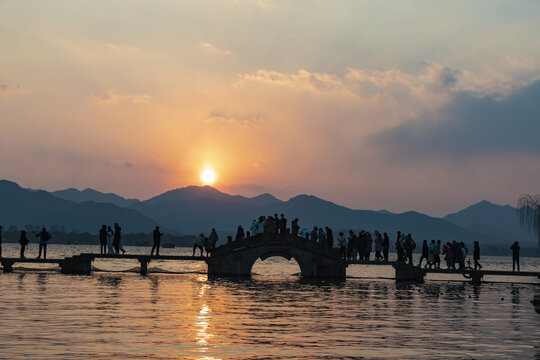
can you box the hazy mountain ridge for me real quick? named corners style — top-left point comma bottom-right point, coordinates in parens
top-left (0, 180), bottom-right (156, 233)
top-left (1, 180), bottom-right (535, 250)
top-left (52, 187), bottom-right (140, 207)
top-left (443, 200), bottom-right (535, 243)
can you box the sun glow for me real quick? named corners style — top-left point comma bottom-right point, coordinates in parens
top-left (201, 168), bottom-right (217, 185)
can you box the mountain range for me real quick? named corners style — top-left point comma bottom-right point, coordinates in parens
top-left (1, 179), bottom-right (536, 252)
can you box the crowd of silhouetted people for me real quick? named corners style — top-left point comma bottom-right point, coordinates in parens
top-left (0, 219), bottom-right (524, 272)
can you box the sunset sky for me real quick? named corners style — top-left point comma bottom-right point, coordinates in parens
top-left (1, 1), bottom-right (539, 216)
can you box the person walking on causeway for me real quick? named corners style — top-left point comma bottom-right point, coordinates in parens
top-left (19, 230), bottom-right (29, 258)
top-left (99, 225), bottom-right (107, 254)
top-left (151, 226), bottom-right (164, 256)
top-left (35, 227), bottom-right (51, 259)
top-left (510, 241), bottom-right (520, 272)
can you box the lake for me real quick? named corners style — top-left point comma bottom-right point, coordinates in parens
top-left (0, 244), bottom-right (538, 359)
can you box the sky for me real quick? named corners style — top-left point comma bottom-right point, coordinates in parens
top-left (1, 0), bottom-right (539, 216)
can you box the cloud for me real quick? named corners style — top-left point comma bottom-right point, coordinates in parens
top-left (205, 111), bottom-right (264, 128)
top-left (89, 90), bottom-right (151, 106)
top-left (367, 79), bottom-right (540, 158)
top-left (0, 82), bottom-right (30, 99)
top-left (199, 42), bottom-right (232, 55)
top-left (237, 69), bottom-right (347, 94)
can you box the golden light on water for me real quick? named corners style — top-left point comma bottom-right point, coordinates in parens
top-left (201, 168), bottom-right (217, 185)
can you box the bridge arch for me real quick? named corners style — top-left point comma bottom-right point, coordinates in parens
top-left (206, 234), bottom-right (346, 278)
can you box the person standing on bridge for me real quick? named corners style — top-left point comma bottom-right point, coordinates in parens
top-left (473, 241), bottom-right (482, 270)
top-left (396, 231), bottom-right (404, 262)
top-left (113, 223), bottom-right (122, 254)
top-left (19, 230), bottom-right (29, 258)
top-left (280, 214), bottom-right (287, 235)
top-left (510, 241), bottom-right (520, 272)
top-left (99, 225), bottom-right (108, 254)
top-left (325, 227), bottom-right (333, 249)
top-left (151, 226), bottom-right (164, 256)
top-left (107, 226), bottom-right (114, 254)
top-left (337, 232), bottom-right (346, 259)
top-left (235, 225), bottom-right (245, 241)
top-left (291, 218), bottom-right (299, 236)
top-left (404, 234), bottom-right (415, 266)
top-left (35, 227), bottom-right (51, 259)
top-left (311, 227), bottom-right (319, 243)
top-left (382, 232), bottom-right (390, 261)
top-left (443, 242), bottom-right (454, 269)
top-left (0, 225), bottom-right (3, 258)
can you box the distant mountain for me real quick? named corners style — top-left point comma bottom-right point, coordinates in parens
top-left (443, 200), bottom-right (535, 244)
top-left (3, 179), bottom-right (537, 252)
top-left (133, 190), bottom-right (510, 247)
top-left (143, 185), bottom-right (282, 207)
top-left (52, 187), bottom-right (139, 207)
top-left (0, 180), bottom-right (156, 233)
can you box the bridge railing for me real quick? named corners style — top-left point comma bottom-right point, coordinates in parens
top-left (214, 233), bottom-right (342, 259)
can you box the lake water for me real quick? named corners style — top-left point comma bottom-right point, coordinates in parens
top-left (0, 244), bottom-right (539, 359)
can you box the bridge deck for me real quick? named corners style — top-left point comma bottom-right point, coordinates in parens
top-left (346, 260), bottom-right (539, 277)
top-left (1, 258), bottom-right (63, 264)
top-left (79, 254), bottom-right (206, 261)
top-left (423, 268), bottom-right (540, 277)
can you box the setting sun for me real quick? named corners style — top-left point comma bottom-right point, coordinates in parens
top-left (201, 168), bottom-right (217, 185)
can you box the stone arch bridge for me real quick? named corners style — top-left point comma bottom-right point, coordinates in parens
top-left (206, 233), bottom-right (346, 278)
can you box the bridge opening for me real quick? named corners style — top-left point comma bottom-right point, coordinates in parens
top-left (251, 256), bottom-right (301, 278)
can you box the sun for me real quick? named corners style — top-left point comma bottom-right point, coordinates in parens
top-left (201, 168), bottom-right (217, 185)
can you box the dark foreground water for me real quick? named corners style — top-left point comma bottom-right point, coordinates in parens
top-left (0, 245), bottom-right (538, 359)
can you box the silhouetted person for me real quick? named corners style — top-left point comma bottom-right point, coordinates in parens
top-left (382, 232), bottom-right (390, 261)
top-left (19, 230), bottom-right (29, 258)
top-left (473, 241), bottom-right (482, 270)
top-left (274, 213), bottom-right (279, 234)
top-left (418, 240), bottom-right (429, 267)
top-left (35, 227), bottom-right (51, 259)
top-left (365, 231), bottom-right (373, 260)
top-left (107, 226), bottom-right (114, 254)
top-left (443, 242), bottom-right (454, 269)
top-left (396, 231), bottom-right (404, 262)
top-left (510, 241), bottom-right (520, 272)
top-left (358, 231), bottom-right (366, 260)
top-left (347, 230), bottom-right (355, 260)
top-left (291, 218), bottom-right (299, 236)
top-left (404, 234), bottom-right (415, 265)
top-left (113, 223), bottom-right (121, 254)
top-left (235, 225), bottom-right (245, 241)
top-left (337, 231), bottom-right (346, 259)
top-left (99, 225), bottom-right (107, 254)
top-left (209, 228), bottom-right (218, 245)
top-left (0, 225), bottom-right (2, 258)
top-left (326, 227), bottom-right (333, 249)
top-left (311, 227), bottom-right (318, 243)
top-left (193, 233), bottom-right (205, 256)
top-left (280, 214), bottom-right (287, 234)
top-left (151, 226), bottom-right (163, 256)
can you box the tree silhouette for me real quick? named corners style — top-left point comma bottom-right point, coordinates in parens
top-left (517, 193), bottom-right (540, 255)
